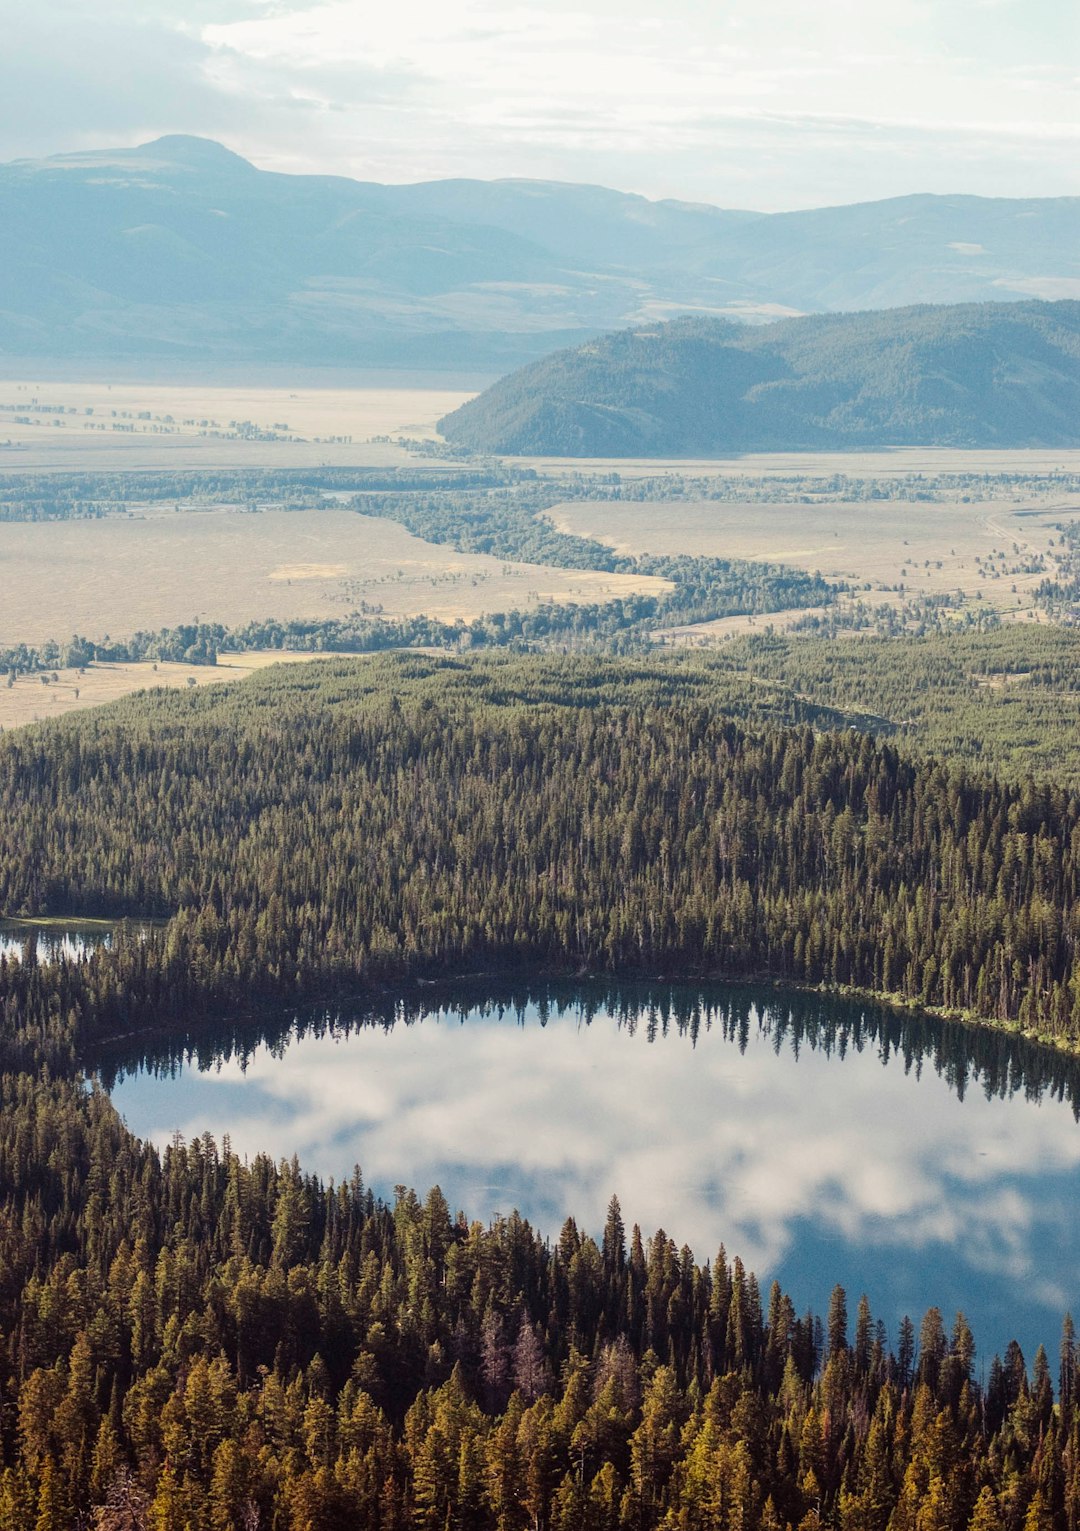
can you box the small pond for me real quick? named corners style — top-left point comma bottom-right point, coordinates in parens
top-left (0, 918), bottom-right (159, 963)
top-left (0, 918), bottom-right (116, 962)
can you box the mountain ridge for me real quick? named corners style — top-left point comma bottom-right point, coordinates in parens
top-left (2, 136), bottom-right (1079, 371)
top-left (438, 300), bottom-right (1080, 455)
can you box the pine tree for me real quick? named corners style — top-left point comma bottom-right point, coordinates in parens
top-left (602, 1196), bottom-right (626, 1278)
top-left (967, 1486), bottom-right (1003, 1531)
top-left (854, 1296), bottom-right (872, 1379)
top-left (513, 1320), bottom-right (552, 1404)
top-left (1061, 1314), bottom-right (1077, 1412)
top-left (828, 1287), bottom-right (849, 1360)
top-left (34, 1458), bottom-right (71, 1531)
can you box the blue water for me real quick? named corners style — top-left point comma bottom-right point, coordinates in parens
top-left (0, 921), bottom-right (112, 962)
top-left (105, 985), bottom-right (1080, 1369)
top-left (0, 919), bottom-right (155, 963)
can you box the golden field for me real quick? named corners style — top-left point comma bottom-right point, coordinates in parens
top-left (0, 651), bottom-right (356, 732)
top-left (0, 507), bottom-right (669, 648)
top-left (550, 495), bottom-right (1080, 617)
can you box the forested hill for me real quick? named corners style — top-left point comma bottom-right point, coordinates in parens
top-left (438, 300), bottom-right (1080, 455)
top-left (3, 651), bottom-right (1080, 1066)
top-left (6, 654), bottom-right (1080, 1523)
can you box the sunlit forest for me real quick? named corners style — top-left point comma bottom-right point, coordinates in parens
top-left (4, 650), bottom-right (1080, 1526)
top-left (3, 652), bottom-right (1080, 1052)
top-left (3, 1071), bottom-right (1080, 1530)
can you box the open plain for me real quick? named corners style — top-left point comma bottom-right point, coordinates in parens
top-left (0, 380), bottom-right (477, 471)
top-left (513, 447), bottom-right (1080, 479)
top-left (0, 506), bottom-right (669, 648)
top-left (550, 494), bottom-right (1080, 616)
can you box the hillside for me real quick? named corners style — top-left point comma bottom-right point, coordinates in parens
top-left (1, 137), bottom-right (1079, 371)
top-left (438, 301), bottom-right (1080, 454)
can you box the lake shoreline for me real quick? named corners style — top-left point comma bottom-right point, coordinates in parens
top-left (103, 966), bottom-right (1080, 1368)
top-left (78, 959), bottom-right (1079, 1069)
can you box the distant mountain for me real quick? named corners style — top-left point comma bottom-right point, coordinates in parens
top-left (439, 301), bottom-right (1080, 455)
top-left (1, 136), bottom-right (1080, 371)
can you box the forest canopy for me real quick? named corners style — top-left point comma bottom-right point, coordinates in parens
top-left (2, 649), bottom-right (1080, 1063)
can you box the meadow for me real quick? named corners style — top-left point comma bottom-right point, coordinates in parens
top-left (551, 494), bottom-right (1079, 618)
top-left (0, 507), bottom-right (667, 649)
top-left (0, 650), bottom-right (339, 731)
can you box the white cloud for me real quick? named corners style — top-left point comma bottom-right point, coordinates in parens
top-left (0, 0), bottom-right (1077, 208)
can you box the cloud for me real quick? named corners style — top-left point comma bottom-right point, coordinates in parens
top-left (194, 0), bottom-right (1080, 205)
top-left (0, 0), bottom-right (1077, 209)
top-left (0, 4), bottom-right (253, 157)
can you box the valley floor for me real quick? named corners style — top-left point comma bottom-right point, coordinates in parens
top-left (0, 650), bottom-right (339, 730)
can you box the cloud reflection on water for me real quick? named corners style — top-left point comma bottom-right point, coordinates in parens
top-left (111, 997), bottom-right (1080, 1357)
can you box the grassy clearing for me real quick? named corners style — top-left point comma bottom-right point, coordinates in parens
top-left (0, 915), bottom-right (119, 931)
top-left (0, 507), bottom-right (668, 648)
top-left (0, 650), bottom-right (362, 731)
top-left (652, 603), bottom-right (855, 645)
top-left (551, 495), bottom-right (1079, 619)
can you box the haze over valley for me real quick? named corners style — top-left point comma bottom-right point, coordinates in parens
top-left (3, 133), bottom-right (1080, 371)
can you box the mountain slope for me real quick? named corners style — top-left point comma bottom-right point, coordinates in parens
top-left (438, 301), bottom-right (1080, 454)
top-left (1, 137), bottom-right (1079, 371)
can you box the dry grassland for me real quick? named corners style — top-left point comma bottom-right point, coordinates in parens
top-left (0, 507), bottom-right (669, 647)
top-left (0, 381), bottom-right (475, 471)
top-left (0, 651), bottom-right (349, 732)
top-left (550, 497), bottom-right (1080, 617)
top-left (0, 438), bottom-right (419, 471)
top-left (652, 605), bottom-right (857, 647)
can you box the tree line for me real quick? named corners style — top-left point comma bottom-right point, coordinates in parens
top-left (0, 1071), bottom-right (1079, 1529)
top-left (96, 980), bottom-right (1080, 1148)
top-left (0, 466), bottom-right (524, 522)
top-left (2, 652), bottom-right (1080, 1059)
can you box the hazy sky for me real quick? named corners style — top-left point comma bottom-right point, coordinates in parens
top-left (2, 0), bottom-right (1078, 209)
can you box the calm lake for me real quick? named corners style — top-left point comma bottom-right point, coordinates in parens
top-left (0, 920), bottom-right (114, 962)
top-left (0, 918), bottom-right (157, 963)
top-left (101, 982), bottom-right (1080, 1369)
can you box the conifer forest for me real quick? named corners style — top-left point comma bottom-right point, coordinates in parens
top-left (4, 42), bottom-right (1080, 1524)
top-left (2, 649), bottom-right (1080, 1527)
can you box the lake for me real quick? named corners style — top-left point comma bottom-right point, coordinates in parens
top-left (0, 919), bottom-right (115, 962)
top-left (0, 918), bottom-right (156, 963)
top-left (101, 981), bottom-right (1080, 1369)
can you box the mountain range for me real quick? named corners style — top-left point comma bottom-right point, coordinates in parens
top-left (439, 301), bottom-right (1080, 455)
top-left (2, 136), bottom-right (1080, 372)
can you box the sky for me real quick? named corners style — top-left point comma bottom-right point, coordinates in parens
top-left (1, 0), bottom-right (1078, 210)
